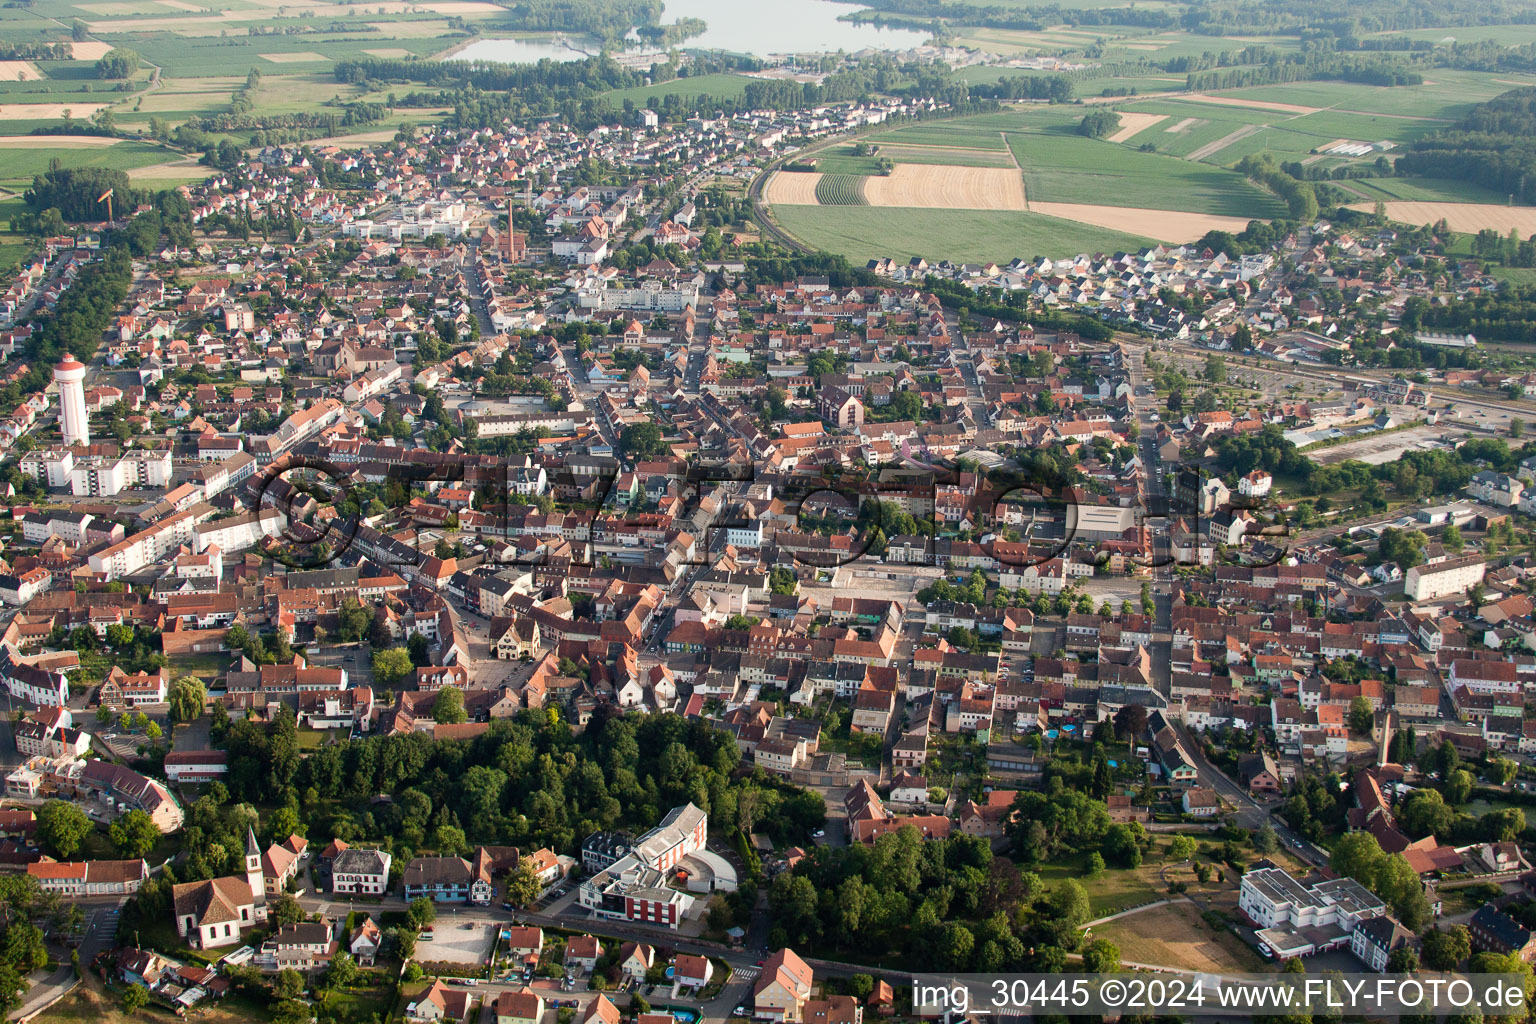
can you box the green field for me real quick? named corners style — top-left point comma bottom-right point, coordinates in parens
top-left (773, 204), bottom-right (1154, 263)
top-left (1335, 176), bottom-right (1510, 204)
top-left (869, 123), bottom-right (1009, 150)
top-left (810, 145), bottom-right (886, 175)
top-left (0, 140), bottom-right (180, 185)
top-left (1006, 126), bottom-right (1286, 215)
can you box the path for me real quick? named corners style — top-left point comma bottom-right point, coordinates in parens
top-left (1084, 898), bottom-right (1173, 928)
top-left (1187, 123), bottom-right (1262, 163)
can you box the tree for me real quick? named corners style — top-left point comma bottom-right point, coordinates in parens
top-left (619, 422), bottom-right (665, 460)
top-left (1348, 695), bottom-right (1375, 734)
top-left (1330, 831), bottom-right (1387, 889)
top-left (1169, 835), bottom-right (1197, 861)
top-left (109, 809), bottom-right (160, 859)
top-left (1422, 926), bottom-right (1471, 971)
top-left (1444, 768), bottom-right (1473, 805)
top-left (408, 897), bottom-right (436, 929)
top-left (95, 47), bottom-right (140, 78)
top-left (269, 894), bottom-right (304, 927)
top-left (1253, 825), bottom-right (1279, 854)
top-left (1442, 524), bottom-right (1463, 553)
top-left (1082, 939), bottom-right (1121, 974)
top-left (325, 951), bottom-right (359, 990)
top-left (1387, 946), bottom-right (1419, 973)
top-left (372, 647), bottom-right (413, 689)
top-left (37, 800), bottom-right (91, 858)
top-left (503, 862), bottom-right (543, 907)
top-left (1113, 704), bottom-right (1148, 741)
top-left (1049, 879), bottom-right (1091, 931)
top-left (145, 721), bottom-right (162, 741)
top-left (120, 983), bottom-right (149, 1014)
top-left (168, 677), bottom-right (206, 723)
top-left (433, 686), bottom-right (467, 724)
top-left (274, 968), bottom-right (305, 1000)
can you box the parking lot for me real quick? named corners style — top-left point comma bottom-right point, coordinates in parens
top-left (420, 920), bottom-right (494, 964)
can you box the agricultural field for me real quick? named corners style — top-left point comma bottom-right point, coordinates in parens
top-left (0, 138), bottom-right (180, 187)
top-left (814, 173), bottom-right (868, 206)
top-left (762, 170), bottom-right (822, 206)
top-left (1005, 128), bottom-right (1285, 216)
top-left (862, 164), bottom-right (1027, 211)
top-left (772, 204), bottom-right (1154, 264)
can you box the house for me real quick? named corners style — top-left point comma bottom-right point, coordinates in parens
top-left (27, 858), bottom-right (148, 896)
top-left (407, 979), bottom-right (476, 1023)
top-left (349, 917), bottom-right (381, 966)
top-left (1182, 787), bottom-right (1221, 817)
top-left (564, 934), bottom-right (602, 973)
top-left (673, 953), bottom-right (713, 988)
top-left (1238, 751), bottom-right (1282, 794)
top-left (331, 848), bottom-right (392, 896)
top-left (494, 989), bottom-right (544, 1024)
top-left (805, 995), bottom-right (862, 1024)
top-left (618, 941), bottom-right (654, 981)
top-left (1469, 904), bottom-right (1536, 960)
top-left (582, 994), bottom-right (621, 1024)
top-left (259, 919), bottom-right (337, 972)
top-left (261, 834), bottom-right (307, 895)
top-left (754, 947), bottom-right (814, 1022)
top-left (1351, 915), bottom-right (1416, 972)
top-left (504, 925), bottom-right (544, 965)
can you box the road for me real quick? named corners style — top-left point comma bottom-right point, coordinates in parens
top-left (1172, 722), bottom-right (1325, 869)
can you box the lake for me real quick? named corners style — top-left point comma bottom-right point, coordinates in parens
top-left (456, 0), bottom-right (932, 63)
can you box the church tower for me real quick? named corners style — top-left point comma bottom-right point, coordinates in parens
top-left (245, 825), bottom-right (264, 901)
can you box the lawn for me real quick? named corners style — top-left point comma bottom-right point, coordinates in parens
top-left (1037, 857), bottom-right (1162, 916)
top-left (1092, 900), bottom-right (1267, 972)
top-left (1005, 127), bottom-right (1287, 216)
top-left (772, 204), bottom-right (1155, 263)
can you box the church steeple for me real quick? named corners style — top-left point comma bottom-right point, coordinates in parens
top-left (245, 825), bottom-right (264, 901)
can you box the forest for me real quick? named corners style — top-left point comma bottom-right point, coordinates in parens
top-left (1398, 86), bottom-right (1536, 202)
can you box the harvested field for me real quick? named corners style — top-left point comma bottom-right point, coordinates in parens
top-left (0, 61), bottom-right (40, 81)
top-left (158, 1), bottom-right (209, 10)
top-left (126, 158), bottom-right (215, 181)
top-left (69, 40), bottom-right (114, 59)
top-left (0, 102), bottom-right (111, 120)
top-left (1353, 201), bottom-right (1536, 234)
top-left (363, 47), bottom-right (414, 57)
top-left (1029, 202), bottom-right (1253, 241)
top-left (1184, 92), bottom-right (1323, 115)
top-left (260, 51), bottom-right (328, 63)
top-left (1165, 116), bottom-right (1198, 132)
top-left (0, 134), bottom-right (123, 147)
top-left (763, 170), bottom-right (822, 205)
top-left (862, 164), bottom-right (1026, 211)
top-left (1107, 111), bottom-right (1167, 143)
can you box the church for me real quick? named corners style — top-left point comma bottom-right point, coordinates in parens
top-left (170, 826), bottom-right (273, 948)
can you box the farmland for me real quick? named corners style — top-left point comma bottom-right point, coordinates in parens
top-left (814, 174), bottom-right (868, 206)
top-left (772, 204), bottom-right (1154, 264)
